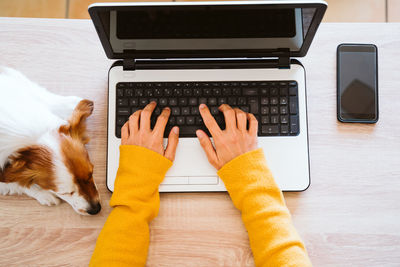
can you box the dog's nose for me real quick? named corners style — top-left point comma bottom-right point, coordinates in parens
top-left (87, 202), bottom-right (101, 215)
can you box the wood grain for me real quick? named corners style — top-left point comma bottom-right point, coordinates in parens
top-left (0, 0), bottom-right (66, 18)
top-left (0, 18), bottom-right (399, 266)
top-left (322, 0), bottom-right (386, 22)
top-left (388, 0), bottom-right (400, 22)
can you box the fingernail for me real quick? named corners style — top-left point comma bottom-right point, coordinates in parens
top-left (199, 104), bottom-right (206, 109)
top-left (151, 101), bottom-right (156, 104)
top-left (173, 126), bottom-right (179, 134)
top-left (196, 130), bottom-right (204, 138)
top-left (164, 107), bottom-right (170, 111)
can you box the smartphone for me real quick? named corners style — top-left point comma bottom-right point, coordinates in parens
top-left (337, 44), bottom-right (378, 123)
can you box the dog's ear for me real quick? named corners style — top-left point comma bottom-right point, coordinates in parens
top-left (59, 99), bottom-right (93, 144)
top-left (1, 146), bottom-right (57, 191)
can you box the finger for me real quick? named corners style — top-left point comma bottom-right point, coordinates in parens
top-left (129, 110), bottom-right (141, 133)
top-left (199, 104), bottom-right (221, 137)
top-left (140, 101), bottom-right (156, 131)
top-left (153, 107), bottom-right (170, 136)
top-left (218, 104), bottom-right (236, 130)
top-left (196, 130), bottom-right (219, 169)
top-left (164, 126), bottom-right (179, 161)
top-left (121, 122), bottom-right (129, 144)
top-left (234, 108), bottom-right (247, 132)
top-left (247, 113), bottom-right (258, 136)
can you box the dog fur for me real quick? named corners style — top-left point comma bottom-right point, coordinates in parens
top-left (0, 67), bottom-right (101, 215)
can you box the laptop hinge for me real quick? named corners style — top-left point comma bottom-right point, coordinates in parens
top-left (123, 59), bottom-right (136, 70)
top-left (277, 48), bottom-right (291, 69)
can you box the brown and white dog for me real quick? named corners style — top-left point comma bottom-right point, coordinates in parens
top-left (0, 67), bottom-right (101, 215)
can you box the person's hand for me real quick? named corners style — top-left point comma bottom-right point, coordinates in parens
top-left (196, 104), bottom-right (258, 170)
top-left (121, 101), bottom-right (179, 161)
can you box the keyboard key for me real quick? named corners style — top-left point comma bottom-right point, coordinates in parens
top-left (280, 106), bottom-right (288, 114)
top-left (168, 116), bottom-right (176, 125)
top-left (213, 88), bottom-right (221, 95)
top-left (222, 88), bottom-right (231, 95)
top-left (117, 88), bottom-right (124, 97)
top-left (199, 98), bottom-right (207, 105)
top-left (131, 107), bottom-right (140, 114)
top-left (280, 97), bottom-right (288, 105)
top-left (290, 115), bottom-right (299, 134)
top-left (271, 88), bottom-right (279, 95)
top-left (189, 98), bottom-right (198, 106)
top-left (228, 97), bottom-right (237, 105)
top-left (210, 106), bottom-right (219, 115)
top-left (262, 125), bottom-right (279, 135)
top-left (289, 86), bottom-right (298, 96)
top-left (117, 98), bottom-right (128, 107)
top-left (193, 88), bottom-right (202, 96)
top-left (173, 88), bottom-right (182, 96)
top-left (281, 125), bottom-right (289, 134)
top-left (171, 107), bottom-right (180, 116)
top-left (182, 107), bottom-right (190, 115)
top-left (164, 88), bottom-right (172, 96)
top-left (179, 98), bottom-right (187, 105)
top-left (159, 98), bottom-right (168, 106)
top-left (271, 116), bottom-right (279, 124)
top-left (289, 97), bottom-right (298, 114)
top-left (125, 89), bottom-right (133, 97)
top-left (261, 97), bottom-right (269, 105)
top-left (117, 116), bottom-right (127, 126)
top-left (177, 116), bottom-right (185, 125)
top-left (280, 115), bottom-right (289, 124)
top-left (248, 98), bottom-right (259, 114)
top-left (243, 88), bottom-right (258, 96)
top-left (232, 88), bottom-right (241, 95)
top-left (204, 88), bottom-right (212, 96)
top-left (196, 117), bottom-right (203, 125)
top-left (260, 88), bottom-right (268, 95)
top-left (186, 116), bottom-right (195, 125)
top-left (280, 87), bottom-right (288, 95)
top-left (238, 97), bottom-right (246, 105)
top-left (261, 106), bottom-right (269, 115)
top-left (129, 98), bottom-right (139, 106)
top-left (191, 106), bottom-right (200, 115)
top-left (271, 106), bottom-right (278, 114)
top-left (208, 98), bottom-right (217, 106)
top-left (183, 88), bottom-right (192, 96)
top-left (154, 107), bottom-right (161, 116)
top-left (117, 107), bottom-right (130, 116)
top-left (270, 97), bottom-right (278, 105)
top-left (144, 89), bottom-right (153, 97)
top-left (154, 88), bottom-right (162, 96)
top-left (135, 89), bottom-right (143, 97)
top-left (169, 98), bottom-right (178, 106)
top-left (261, 116), bottom-right (270, 124)
top-left (139, 98), bottom-right (148, 106)
top-left (218, 98), bottom-right (227, 105)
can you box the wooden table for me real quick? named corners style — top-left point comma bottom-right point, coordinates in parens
top-left (0, 18), bottom-right (399, 266)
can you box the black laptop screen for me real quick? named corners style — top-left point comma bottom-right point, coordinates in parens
top-left (90, 2), bottom-right (326, 58)
top-left (116, 8), bottom-right (296, 39)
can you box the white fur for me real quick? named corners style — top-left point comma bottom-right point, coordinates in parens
top-left (0, 67), bottom-right (94, 215)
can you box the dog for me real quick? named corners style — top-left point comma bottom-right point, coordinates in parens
top-left (0, 67), bottom-right (101, 215)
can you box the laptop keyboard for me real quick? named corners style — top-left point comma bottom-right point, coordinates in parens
top-left (115, 81), bottom-right (299, 138)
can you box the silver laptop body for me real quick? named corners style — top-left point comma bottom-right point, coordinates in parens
top-left (88, 0), bottom-right (327, 192)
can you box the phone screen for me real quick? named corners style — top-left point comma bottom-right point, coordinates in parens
top-left (337, 44), bottom-right (378, 122)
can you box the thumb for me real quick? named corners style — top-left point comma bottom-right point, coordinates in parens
top-left (164, 126), bottom-right (179, 161)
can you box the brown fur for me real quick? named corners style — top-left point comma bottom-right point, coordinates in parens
top-left (59, 99), bottom-right (99, 203)
top-left (0, 145), bottom-right (57, 191)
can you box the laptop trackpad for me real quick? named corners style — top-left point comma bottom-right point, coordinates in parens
top-left (164, 138), bottom-right (216, 177)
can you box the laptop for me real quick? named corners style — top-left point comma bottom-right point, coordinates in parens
top-left (88, 1), bottom-right (327, 192)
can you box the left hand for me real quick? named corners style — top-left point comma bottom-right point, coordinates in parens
top-left (121, 101), bottom-right (180, 162)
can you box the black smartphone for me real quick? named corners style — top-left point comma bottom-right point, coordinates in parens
top-left (337, 44), bottom-right (378, 123)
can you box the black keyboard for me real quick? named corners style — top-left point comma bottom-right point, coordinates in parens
top-left (115, 81), bottom-right (299, 138)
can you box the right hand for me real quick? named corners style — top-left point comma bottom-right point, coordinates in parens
top-left (196, 104), bottom-right (258, 170)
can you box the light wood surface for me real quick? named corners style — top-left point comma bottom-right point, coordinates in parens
top-left (322, 0), bottom-right (386, 22)
top-left (0, 18), bottom-right (399, 267)
top-left (388, 0), bottom-right (400, 22)
top-left (0, 0), bottom-right (67, 18)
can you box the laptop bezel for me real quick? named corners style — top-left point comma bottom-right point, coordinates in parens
top-left (88, 1), bottom-right (327, 60)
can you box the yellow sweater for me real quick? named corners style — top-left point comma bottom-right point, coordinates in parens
top-left (90, 145), bottom-right (311, 267)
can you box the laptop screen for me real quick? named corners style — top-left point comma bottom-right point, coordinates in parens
top-left (89, 2), bottom-right (326, 58)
